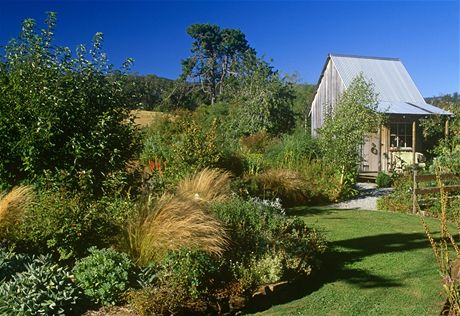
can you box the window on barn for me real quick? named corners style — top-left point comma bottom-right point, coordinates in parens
top-left (390, 123), bottom-right (412, 149)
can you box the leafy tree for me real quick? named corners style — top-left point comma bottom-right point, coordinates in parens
top-left (0, 13), bottom-right (139, 193)
top-left (292, 83), bottom-right (316, 130)
top-left (160, 79), bottom-right (205, 111)
top-left (421, 93), bottom-right (460, 170)
top-left (226, 56), bottom-right (296, 136)
top-left (317, 74), bottom-right (384, 187)
top-left (181, 24), bottom-right (255, 105)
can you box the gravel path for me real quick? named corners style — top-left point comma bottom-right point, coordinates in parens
top-left (328, 182), bottom-right (393, 211)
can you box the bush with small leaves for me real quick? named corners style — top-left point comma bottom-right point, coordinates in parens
top-left (128, 249), bottom-right (220, 315)
top-left (0, 254), bottom-right (81, 315)
top-left (73, 247), bottom-right (134, 306)
top-left (17, 190), bottom-right (119, 261)
top-left (376, 171), bottom-right (393, 188)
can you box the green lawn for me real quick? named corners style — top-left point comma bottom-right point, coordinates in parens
top-left (256, 207), bottom-right (451, 316)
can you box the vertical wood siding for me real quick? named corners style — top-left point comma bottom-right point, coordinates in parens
top-left (311, 58), bottom-right (345, 135)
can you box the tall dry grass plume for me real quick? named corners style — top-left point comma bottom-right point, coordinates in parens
top-left (0, 186), bottom-right (34, 235)
top-left (127, 169), bottom-right (231, 265)
top-left (176, 168), bottom-right (231, 204)
top-left (255, 169), bottom-right (308, 206)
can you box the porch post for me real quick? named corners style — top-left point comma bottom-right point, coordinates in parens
top-left (445, 118), bottom-right (449, 140)
top-left (378, 126), bottom-right (382, 172)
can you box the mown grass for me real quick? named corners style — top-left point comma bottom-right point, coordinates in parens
top-left (255, 208), bottom-right (451, 316)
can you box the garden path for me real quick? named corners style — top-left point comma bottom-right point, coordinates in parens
top-left (328, 182), bottom-right (393, 210)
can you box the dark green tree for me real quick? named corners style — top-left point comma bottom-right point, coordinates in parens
top-left (0, 13), bottom-right (139, 193)
top-left (181, 24), bottom-right (255, 105)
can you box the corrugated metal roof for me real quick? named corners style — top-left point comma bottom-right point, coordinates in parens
top-left (377, 101), bottom-right (452, 115)
top-left (331, 54), bottom-right (425, 103)
top-left (330, 54), bottom-right (451, 115)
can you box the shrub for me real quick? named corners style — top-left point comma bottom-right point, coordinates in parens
top-left (240, 132), bottom-right (276, 154)
top-left (210, 197), bottom-right (326, 283)
top-left (296, 160), bottom-right (345, 203)
top-left (0, 254), bottom-right (81, 315)
top-left (240, 151), bottom-right (266, 176)
top-left (0, 13), bottom-right (140, 194)
top-left (0, 186), bottom-right (34, 240)
top-left (128, 249), bottom-right (220, 315)
top-left (210, 197), bottom-right (283, 261)
top-left (231, 251), bottom-right (284, 290)
top-left (377, 174), bottom-right (412, 213)
top-left (17, 190), bottom-right (119, 260)
top-left (73, 247), bottom-right (134, 306)
top-left (140, 115), bottom-right (224, 187)
top-left (127, 197), bottom-right (326, 313)
top-left (172, 118), bottom-right (222, 174)
top-left (376, 171), bottom-right (393, 188)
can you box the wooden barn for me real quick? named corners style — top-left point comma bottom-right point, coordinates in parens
top-left (310, 53), bottom-right (451, 173)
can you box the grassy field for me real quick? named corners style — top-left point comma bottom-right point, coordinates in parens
top-left (256, 207), bottom-right (451, 316)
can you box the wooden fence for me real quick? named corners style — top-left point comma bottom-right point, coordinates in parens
top-left (413, 173), bottom-right (460, 213)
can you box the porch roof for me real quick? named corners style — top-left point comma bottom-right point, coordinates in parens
top-left (376, 101), bottom-right (452, 115)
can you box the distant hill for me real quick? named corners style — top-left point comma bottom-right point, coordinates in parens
top-left (425, 92), bottom-right (460, 113)
top-left (124, 74), bottom-right (174, 110)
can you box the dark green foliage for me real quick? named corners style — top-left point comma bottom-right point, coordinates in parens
top-left (123, 74), bottom-right (174, 110)
top-left (292, 83), bottom-right (316, 130)
top-left (0, 254), bottom-right (81, 315)
top-left (128, 249), bottom-right (220, 315)
top-left (0, 247), bottom-right (30, 281)
top-left (158, 249), bottom-right (219, 300)
top-left (182, 23), bottom-right (255, 104)
top-left (376, 171), bottom-right (393, 188)
top-left (16, 190), bottom-right (120, 261)
top-left (161, 80), bottom-right (206, 111)
top-left (0, 13), bottom-right (140, 194)
top-left (73, 247), bottom-right (134, 306)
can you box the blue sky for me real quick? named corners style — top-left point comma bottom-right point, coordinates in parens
top-left (0, 1), bottom-right (458, 97)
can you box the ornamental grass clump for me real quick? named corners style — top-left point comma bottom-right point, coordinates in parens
top-left (0, 186), bottom-right (34, 237)
top-left (127, 169), bottom-right (230, 265)
top-left (254, 168), bottom-right (308, 206)
top-left (176, 168), bottom-right (231, 204)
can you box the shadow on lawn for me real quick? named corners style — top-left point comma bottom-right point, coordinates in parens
top-left (251, 230), bottom-right (436, 312)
